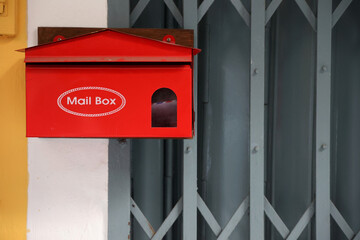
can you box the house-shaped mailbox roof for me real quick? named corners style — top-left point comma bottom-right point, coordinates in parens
top-left (22, 29), bottom-right (201, 63)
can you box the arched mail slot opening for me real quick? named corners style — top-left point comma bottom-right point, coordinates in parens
top-left (151, 88), bottom-right (177, 127)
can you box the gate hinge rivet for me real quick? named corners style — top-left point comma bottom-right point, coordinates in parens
top-left (253, 145), bottom-right (259, 153)
top-left (320, 144), bottom-right (328, 150)
top-left (321, 65), bottom-right (327, 72)
top-left (254, 68), bottom-right (259, 74)
top-left (185, 146), bottom-right (191, 153)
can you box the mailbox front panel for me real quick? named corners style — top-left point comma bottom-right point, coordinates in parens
top-left (26, 64), bottom-right (193, 138)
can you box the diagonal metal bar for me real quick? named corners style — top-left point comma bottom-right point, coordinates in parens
top-left (286, 201), bottom-right (315, 240)
top-left (354, 231), bottom-right (360, 240)
top-left (164, 0), bottom-right (183, 27)
top-left (131, 198), bottom-right (156, 238)
top-left (217, 196), bottom-right (250, 240)
top-left (294, 0), bottom-right (317, 31)
top-left (151, 197), bottom-right (183, 240)
top-left (198, 0), bottom-right (215, 23)
top-left (330, 201), bottom-right (355, 239)
top-left (332, 0), bottom-right (354, 27)
top-left (265, 0), bottom-right (283, 24)
top-left (264, 197), bottom-right (290, 238)
top-left (130, 0), bottom-right (151, 27)
top-left (197, 193), bottom-right (222, 236)
top-left (230, 0), bottom-right (251, 27)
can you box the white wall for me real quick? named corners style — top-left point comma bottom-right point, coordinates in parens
top-left (28, 0), bottom-right (107, 46)
top-left (27, 139), bottom-right (109, 240)
top-left (27, 1), bottom-right (108, 239)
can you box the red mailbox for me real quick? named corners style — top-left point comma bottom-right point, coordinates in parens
top-left (23, 29), bottom-right (200, 138)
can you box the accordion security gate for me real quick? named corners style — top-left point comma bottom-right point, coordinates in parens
top-left (107, 0), bottom-right (360, 239)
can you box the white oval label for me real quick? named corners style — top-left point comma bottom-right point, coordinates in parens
top-left (57, 86), bottom-right (126, 117)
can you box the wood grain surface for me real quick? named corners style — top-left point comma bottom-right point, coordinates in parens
top-left (38, 27), bottom-right (194, 47)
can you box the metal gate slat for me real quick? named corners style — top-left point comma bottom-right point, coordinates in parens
top-left (230, 0), bottom-right (250, 27)
top-left (315, 0), bottom-right (332, 237)
top-left (130, 0), bottom-right (151, 27)
top-left (183, 1), bottom-right (198, 239)
top-left (293, 0), bottom-right (317, 31)
top-left (286, 202), bottom-right (315, 240)
top-left (353, 231), bottom-right (360, 240)
top-left (164, 0), bottom-right (183, 27)
top-left (217, 196), bottom-right (250, 240)
top-left (332, 0), bottom-right (355, 27)
top-left (108, 0), bottom-right (130, 27)
top-left (131, 198), bottom-right (156, 238)
top-left (265, 0), bottom-right (283, 24)
top-left (250, 0), bottom-right (266, 238)
top-left (108, 140), bottom-right (131, 240)
top-left (330, 201), bottom-right (355, 239)
top-left (198, 0), bottom-right (215, 23)
top-left (151, 198), bottom-right (183, 240)
top-left (197, 193), bottom-right (222, 236)
top-left (264, 197), bottom-right (289, 238)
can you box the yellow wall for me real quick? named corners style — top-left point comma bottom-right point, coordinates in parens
top-left (0, 0), bottom-right (28, 239)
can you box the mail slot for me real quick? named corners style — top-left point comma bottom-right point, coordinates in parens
top-left (23, 29), bottom-right (200, 138)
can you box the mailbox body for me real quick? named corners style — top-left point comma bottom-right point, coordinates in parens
top-left (24, 29), bottom-right (199, 138)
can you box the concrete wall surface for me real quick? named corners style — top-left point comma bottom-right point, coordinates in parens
top-left (27, 0), bottom-right (109, 239)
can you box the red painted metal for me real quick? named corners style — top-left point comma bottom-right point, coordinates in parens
top-left (162, 35), bottom-right (176, 44)
top-left (53, 35), bottom-right (65, 42)
top-left (24, 29), bottom-right (200, 138)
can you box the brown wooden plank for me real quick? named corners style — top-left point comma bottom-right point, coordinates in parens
top-left (38, 27), bottom-right (194, 47)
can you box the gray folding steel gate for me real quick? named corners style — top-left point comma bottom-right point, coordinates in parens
top-left (107, 0), bottom-right (360, 239)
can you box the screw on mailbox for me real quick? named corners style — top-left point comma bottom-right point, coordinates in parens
top-left (166, 38), bottom-right (172, 42)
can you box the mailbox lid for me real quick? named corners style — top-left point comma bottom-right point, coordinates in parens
top-left (22, 29), bottom-right (200, 63)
